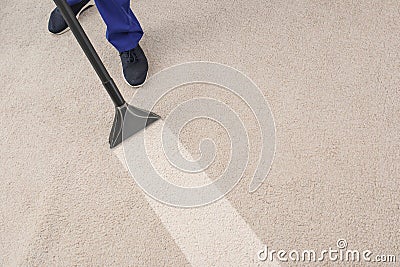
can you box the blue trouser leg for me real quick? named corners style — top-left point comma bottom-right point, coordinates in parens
top-left (65, 0), bottom-right (143, 52)
top-left (95, 0), bottom-right (143, 52)
top-left (66, 0), bottom-right (82, 5)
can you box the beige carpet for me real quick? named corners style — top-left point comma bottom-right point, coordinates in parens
top-left (1, 0), bottom-right (399, 266)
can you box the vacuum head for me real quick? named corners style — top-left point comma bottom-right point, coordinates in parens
top-left (109, 103), bottom-right (160, 148)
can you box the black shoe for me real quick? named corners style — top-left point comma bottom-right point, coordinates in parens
top-left (120, 44), bottom-right (149, 87)
top-left (48, 0), bottom-right (93, 34)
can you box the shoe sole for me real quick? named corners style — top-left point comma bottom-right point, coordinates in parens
top-left (52, 1), bottom-right (94, 35)
top-left (122, 69), bottom-right (149, 88)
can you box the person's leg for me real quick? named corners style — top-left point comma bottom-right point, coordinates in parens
top-left (49, 0), bottom-right (147, 87)
top-left (48, 0), bottom-right (93, 34)
top-left (94, 0), bottom-right (148, 87)
top-left (66, 0), bottom-right (83, 5)
top-left (93, 0), bottom-right (143, 53)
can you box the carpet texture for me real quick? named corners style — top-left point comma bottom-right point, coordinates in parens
top-left (1, 0), bottom-right (399, 266)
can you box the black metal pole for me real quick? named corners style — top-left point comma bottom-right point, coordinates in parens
top-left (53, 0), bottom-right (125, 107)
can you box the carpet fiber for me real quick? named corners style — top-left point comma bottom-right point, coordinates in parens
top-left (1, 0), bottom-right (399, 265)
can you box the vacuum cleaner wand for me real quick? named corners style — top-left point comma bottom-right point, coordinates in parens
top-left (53, 0), bottom-right (160, 148)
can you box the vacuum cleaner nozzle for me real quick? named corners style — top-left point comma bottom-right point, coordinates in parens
top-left (109, 103), bottom-right (160, 148)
